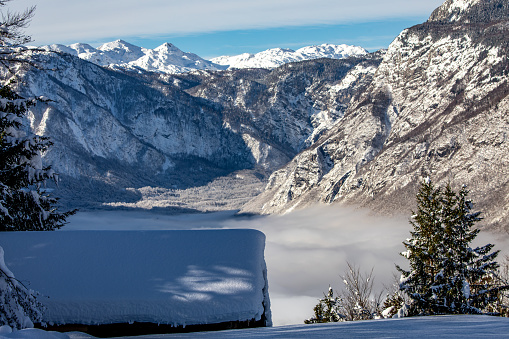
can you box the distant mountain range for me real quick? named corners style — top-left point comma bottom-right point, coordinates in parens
top-left (39, 40), bottom-right (225, 74)
top-left (210, 44), bottom-right (368, 69)
top-left (37, 41), bottom-right (368, 74)
top-left (6, 0), bottom-right (509, 232)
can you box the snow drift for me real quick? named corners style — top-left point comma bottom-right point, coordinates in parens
top-left (0, 230), bottom-right (271, 334)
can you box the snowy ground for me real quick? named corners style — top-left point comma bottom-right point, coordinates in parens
top-left (2, 315), bottom-right (509, 338)
top-left (114, 315), bottom-right (509, 338)
top-left (62, 206), bottom-right (509, 326)
top-left (2, 230), bottom-right (270, 328)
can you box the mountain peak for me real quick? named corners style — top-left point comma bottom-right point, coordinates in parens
top-left (428, 0), bottom-right (509, 23)
top-left (68, 42), bottom-right (97, 54)
top-left (97, 39), bottom-right (142, 53)
top-left (154, 42), bottom-right (180, 53)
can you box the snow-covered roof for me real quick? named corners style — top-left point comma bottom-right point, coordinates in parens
top-left (0, 230), bottom-right (271, 328)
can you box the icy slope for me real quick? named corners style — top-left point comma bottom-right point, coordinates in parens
top-left (125, 315), bottom-right (509, 338)
top-left (242, 0), bottom-right (509, 231)
top-left (211, 44), bottom-right (367, 69)
top-left (2, 315), bottom-right (509, 338)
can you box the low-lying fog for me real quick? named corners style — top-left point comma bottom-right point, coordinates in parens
top-left (65, 206), bottom-right (509, 326)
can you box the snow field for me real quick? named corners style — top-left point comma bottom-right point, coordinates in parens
top-left (3, 315), bottom-right (509, 338)
top-left (0, 230), bottom-right (270, 328)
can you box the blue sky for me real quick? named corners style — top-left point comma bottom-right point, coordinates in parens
top-left (7, 0), bottom-right (444, 59)
top-left (130, 19), bottom-right (427, 59)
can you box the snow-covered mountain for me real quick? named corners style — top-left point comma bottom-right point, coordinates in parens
top-left (40, 41), bottom-right (367, 74)
top-left (241, 0), bottom-right (509, 232)
top-left (40, 40), bottom-right (226, 74)
top-left (5, 0), bottom-right (509, 231)
top-left (428, 0), bottom-right (508, 23)
top-left (210, 44), bottom-right (368, 69)
top-left (0, 49), bottom-right (253, 208)
top-left (1, 43), bottom-right (378, 209)
top-left (186, 56), bottom-right (380, 160)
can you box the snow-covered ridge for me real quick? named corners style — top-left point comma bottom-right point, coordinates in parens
top-left (428, 0), bottom-right (508, 23)
top-left (38, 41), bottom-right (367, 73)
top-left (241, 0), bottom-right (509, 231)
top-left (439, 0), bottom-right (481, 22)
top-left (211, 44), bottom-right (368, 69)
top-left (38, 40), bottom-right (226, 74)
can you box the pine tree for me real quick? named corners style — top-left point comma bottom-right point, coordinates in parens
top-left (0, 85), bottom-right (75, 230)
top-left (382, 290), bottom-right (405, 318)
top-left (304, 286), bottom-right (344, 323)
top-left (0, 0), bottom-right (75, 328)
top-left (397, 178), bottom-right (508, 316)
top-left (455, 185), bottom-right (505, 313)
top-left (0, 1), bottom-right (75, 231)
top-left (396, 178), bottom-right (444, 315)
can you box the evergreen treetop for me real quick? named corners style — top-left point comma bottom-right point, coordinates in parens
top-left (397, 178), bottom-right (508, 316)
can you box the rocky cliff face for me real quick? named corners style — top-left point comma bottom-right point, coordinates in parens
top-left (428, 0), bottom-right (508, 23)
top-left (185, 56), bottom-right (381, 170)
top-left (243, 0), bottom-right (509, 232)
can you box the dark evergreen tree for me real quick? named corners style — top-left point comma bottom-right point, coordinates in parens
top-left (304, 286), bottom-right (344, 323)
top-left (0, 0), bottom-right (74, 330)
top-left (0, 1), bottom-right (75, 231)
top-left (454, 185), bottom-right (505, 313)
top-left (396, 178), bottom-right (444, 315)
top-left (397, 178), bottom-right (508, 316)
top-left (0, 85), bottom-right (75, 230)
top-left (382, 290), bottom-right (405, 318)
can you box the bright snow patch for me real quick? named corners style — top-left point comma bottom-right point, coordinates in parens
top-left (450, 0), bottom-right (481, 12)
top-left (2, 315), bottom-right (509, 339)
top-left (0, 230), bottom-right (270, 328)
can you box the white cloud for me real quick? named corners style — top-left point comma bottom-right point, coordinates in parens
top-left (7, 0), bottom-right (444, 45)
